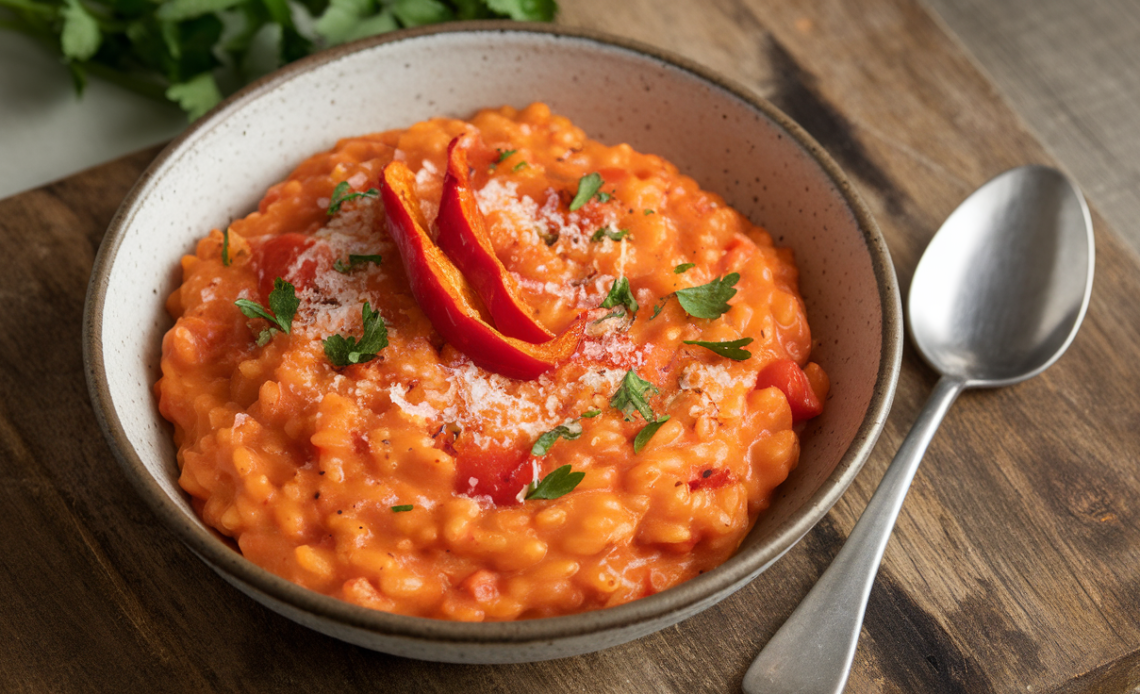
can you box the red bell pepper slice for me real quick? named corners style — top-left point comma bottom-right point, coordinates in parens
top-left (380, 160), bottom-right (585, 380)
top-left (755, 359), bottom-right (824, 422)
top-left (436, 133), bottom-right (555, 344)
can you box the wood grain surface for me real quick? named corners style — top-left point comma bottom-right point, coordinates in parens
top-left (2, 0), bottom-right (1139, 692)
top-left (925, 0), bottom-right (1140, 258)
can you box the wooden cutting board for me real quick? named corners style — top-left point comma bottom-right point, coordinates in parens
top-left (3, 0), bottom-right (1139, 691)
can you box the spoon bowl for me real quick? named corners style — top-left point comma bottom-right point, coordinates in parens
top-left (910, 165), bottom-right (1093, 386)
top-left (744, 165), bottom-right (1094, 694)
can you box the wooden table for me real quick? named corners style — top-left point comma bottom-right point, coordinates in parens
top-left (4, 1), bottom-right (1139, 691)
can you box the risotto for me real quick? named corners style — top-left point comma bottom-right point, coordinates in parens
top-left (156, 103), bottom-right (828, 621)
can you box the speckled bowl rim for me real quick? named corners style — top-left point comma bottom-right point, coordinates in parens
top-left (84, 21), bottom-right (902, 650)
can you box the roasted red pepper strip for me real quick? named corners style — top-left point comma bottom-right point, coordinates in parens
top-left (437, 133), bottom-right (555, 344)
top-left (380, 161), bottom-right (585, 380)
top-left (755, 359), bottom-right (824, 422)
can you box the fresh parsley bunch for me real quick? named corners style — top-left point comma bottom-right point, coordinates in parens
top-left (0, 0), bottom-right (558, 119)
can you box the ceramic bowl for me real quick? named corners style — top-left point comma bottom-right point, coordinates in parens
top-left (84, 22), bottom-right (902, 664)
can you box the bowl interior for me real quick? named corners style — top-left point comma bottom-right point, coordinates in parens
top-left (87, 24), bottom-right (900, 659)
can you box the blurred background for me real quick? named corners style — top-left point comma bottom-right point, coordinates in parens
top-left (2, 0), bottom-right (1138, 252)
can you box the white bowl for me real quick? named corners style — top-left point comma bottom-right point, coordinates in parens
top-left (84, 22), bottom-right (902, 663)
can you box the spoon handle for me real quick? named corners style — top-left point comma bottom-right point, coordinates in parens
top-left (742, 375), bottom-right (965, 694)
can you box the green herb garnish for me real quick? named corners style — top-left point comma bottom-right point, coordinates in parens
top-left (581, 409), bottom-right (602, 418)
top-left (634, 415), bottom-right (670, 453)
top-left (644, 209), bottom-right (656, 215)
top-left (683, 337), bottom-right (754, 361)
top-left (333, 254), bottom-right (383, 273)
top-left (327, 181), bottom-right (379, 215)
top-left (676, 273), bottom-right (740, 319)
top-left (495, 149), bottom-right (518, 164)
top-left (235, 277), bottom-right (299, 343)
top-left (221, 228), bottom-right (232, 267)
top-left (591, 226), bottom-right (630, 242)
top-left (650, 295), bottom-right (672, 320)
top-left (391, 504), bottom-right (413, 513)
top-left (512, 160), bottom-right (529, 172)
top-left (610, 370), bottom-right (658, 422)
top-left (323, 301), bottom-right (388, 366)
top-left (0, 0), bottom-right (558, 120)
top-left (673, 262), bottom-right (695, 274)
top-left (600, 277), bottom-right (638, 314)
top-left (525, 464), bottom-right (585, 500)
top-left (569, 172), bottom-right (611, 211)
top-left (531, 421), bottom-right (584, 456)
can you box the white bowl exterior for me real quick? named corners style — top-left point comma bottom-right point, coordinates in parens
top-left (92, 27), bottom-right (897, 661)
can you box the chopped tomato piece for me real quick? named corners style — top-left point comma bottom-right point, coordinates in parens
top-left (755, 359), bottom-right (824, 422)
top-left (688, 468), bottom-right (733, 492)
top-left (454, 440), bottom-right (532, 506)
top-left (252, 233), bottom-right (317, 303)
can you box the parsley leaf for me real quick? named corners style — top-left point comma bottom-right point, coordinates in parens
top-left (600, 277), bottom-right (638, 314)
top-left (495, 149), bottom-right (518, 163)
top-left (60, 0), bottom-right (101, 61)
top-left (487, 0), bottom-right (557, 21)
top-left (683, 337), bottom-right (754, 361)
top-left (673, 262), bottom-right (695, 274)
top-left (610, 370), bottom-right (658, 422)
top-left (569, 172), bottom-right (610, 211)
top-left (525, 464), bottom-right (585, 500)
top-left (676, 273), bottom-right (740, 319)
top-left (531, 421), bottom-right (584, 456)
top-left (165, 73), bottom-right (223, 122)
top-left (328, 181), bottom-right (380, 215)
top-left (650, 295), bottom-right (672, 320)
top-left (334, 254), bottom-right (382, 273)
top-left (221, 228), bottom-right (232, 267)
top-left (591, 226), bottom-right (630, 242)
top-left (323, 301), bottom-right (388, 366)
top-left (391, 504), bottom-right (414, 512)
top-left (512, 160), bottom-right (529, 172)
top-left (2, 0), bottom-right (558, 120)
top-left (581, 409), bottom-right (602, 418)
top-left (235, 277), bottom-right (299, 336)
top-left (634, 415), bottom-right (670, 453)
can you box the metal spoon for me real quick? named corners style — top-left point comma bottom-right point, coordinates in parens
top-left (743, 165), bottom-right (1094, 694)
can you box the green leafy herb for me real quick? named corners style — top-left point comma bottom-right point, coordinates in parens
top-left (649, 295), bottom-right (672, 320)
top-left (683, 337), bottom-right (754, 361)
top-left (60, 0), bottom-right (100, 62)
top-left (610, 370), bottom-right (658, 422)
top-left (591, 226), bottom-right (630, 242)
top-left (644, 209), bottom-right (655, 215)
top-left (0, 0), bottom-right (558, 120)
top-left (591, 308), bottom-right (626, 325)
top-left (531, 421), bottom-right (583, 456)
top-left (323, 301), bottom-right (389, 366)
top-left (512, 160), bottom-right (529, 172)
top-left (495, 149), bottom-right (518, 163)
top-left (525, 464), bottom-right (585, 500)
top-left (391, 504), bottom-right (414, 512)
top-left (569, 172), bottom-right (611, 211)
top-left (673, 262), bottom-right (695, 274)
top-left (581, 409), bottom-right (602, 418)
top-left (328, 181), bottom-right (380, 215)
top-left (333, 254), bottom-right (383, 273)
top-left (236, 277), bottom-right (299, 341)
top-left (221, 228), bottom-right (232, 267)
top-left (676, 273), bottom-right (740, 319)
top-left (166, 73), bottom-right (224, 122)
top-left (633, 415), bottom-right (670, 454)
top-left (600, 277), bottom-right (638, 314)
